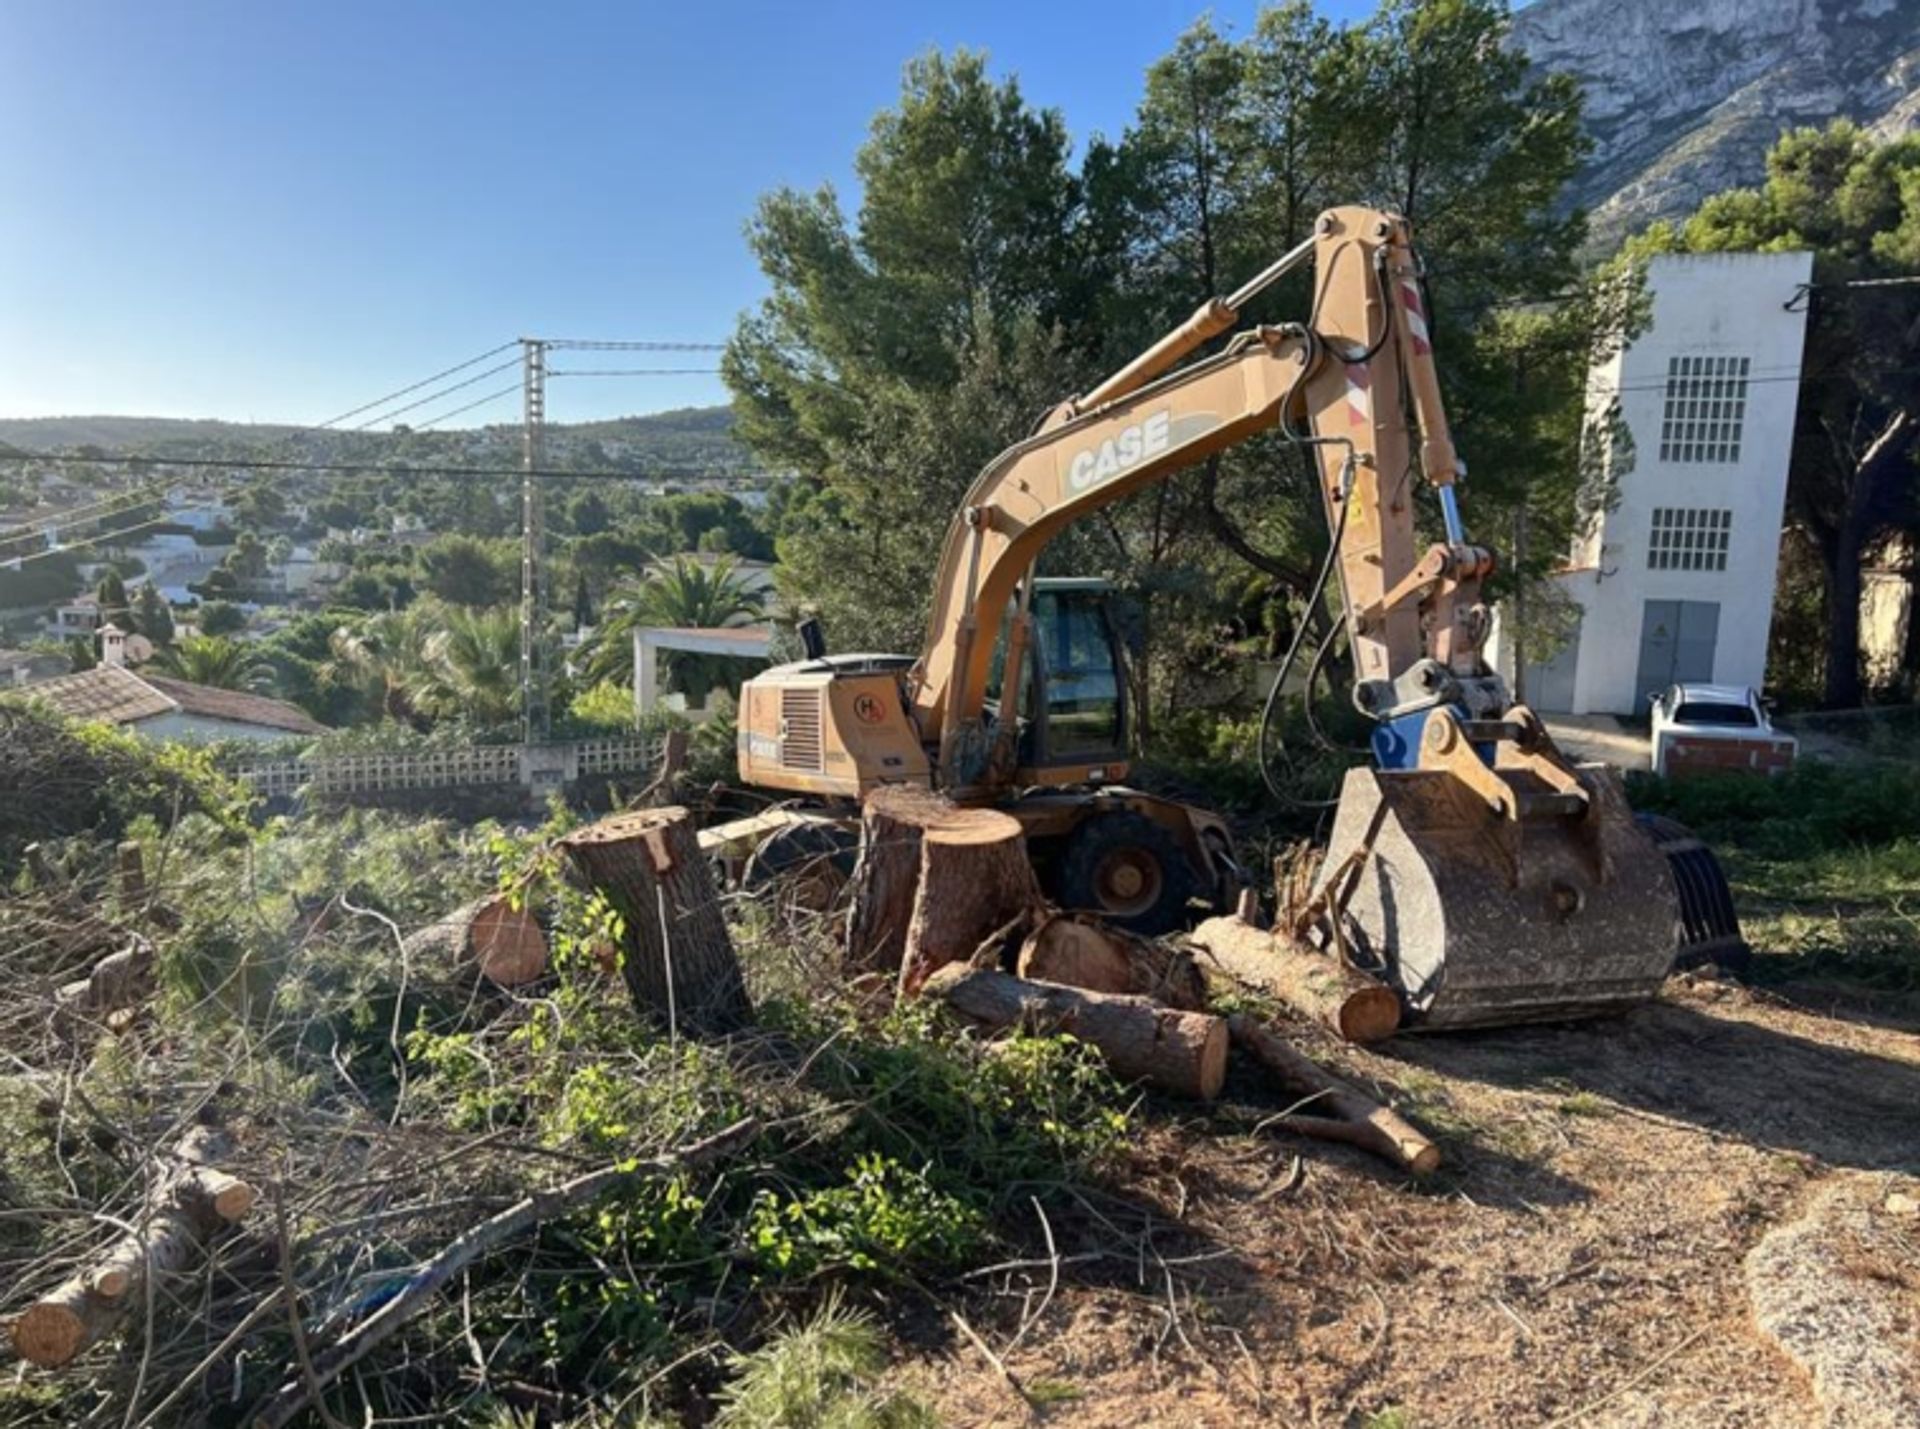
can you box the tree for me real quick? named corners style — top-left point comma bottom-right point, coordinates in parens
top-left (414, 606), bottom-right (522, 728)
top-left (95, 569), bottom-right (130, 627)
top-left (321, 609), bottom-right (434, 722)
top-left (724, 49), bottom-right (1087, 652)
top-left (197, 600), bottom-right (247, 637)
top-left (588, 556), bottom-right (765, 701)
top-left (1639, 122), bottom-right (1920, 706)
top-left (566, 490), bottom-right (611, 536)
top-left (153, 635), bottom-right (269, 692)
top-left (419, 534), bottom-right (516, 607)
top-left (131, 583), bottom-right (175, 646)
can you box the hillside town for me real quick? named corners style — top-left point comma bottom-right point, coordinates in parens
top-left (3, 2), bottom-right (1919, 1427)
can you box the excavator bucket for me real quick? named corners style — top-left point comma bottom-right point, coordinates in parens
top-left (1315, 763), bottom-right (1683, 1029)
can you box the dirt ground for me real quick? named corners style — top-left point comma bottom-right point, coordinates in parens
top-left (885, 974), bottom-right (1920, 1427)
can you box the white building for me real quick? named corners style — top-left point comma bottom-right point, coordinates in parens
top-left (1494, 250), bottom-right (1813, 715)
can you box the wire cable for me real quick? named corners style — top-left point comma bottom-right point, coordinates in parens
top-left (1256, 454), bottom-right (1354, 808)
top-left (411, 383), bottom-right (526, 431)
top-left (347, 358), bottom-right (522, 431)
top-left (303, 341), bottom-right (520, 431)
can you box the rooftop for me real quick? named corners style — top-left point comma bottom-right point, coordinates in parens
top-left (14, 665), bottom-right (327, 735)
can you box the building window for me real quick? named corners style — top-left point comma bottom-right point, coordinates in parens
top-left (1660, 354), bottom-right (1748, 463)
top-left (1649, 507), bottom-right (1732, 572)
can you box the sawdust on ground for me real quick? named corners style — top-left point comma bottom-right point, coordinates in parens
top-left (884, 976), bottom-right (1920, 1427)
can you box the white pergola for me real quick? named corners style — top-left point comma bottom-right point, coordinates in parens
top-left (631, 624), bottom-right (773, 718)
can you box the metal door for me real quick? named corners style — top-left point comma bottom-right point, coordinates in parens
top-left (1635, 600), bottom-right (1719, 712)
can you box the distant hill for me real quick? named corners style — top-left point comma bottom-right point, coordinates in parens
top-left (1515, 0), bottom-right (1920, 245)
top-left (0, 404), bottom-right (757, 476)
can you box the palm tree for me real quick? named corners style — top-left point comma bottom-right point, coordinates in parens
top-left (152, 635), bottom-right (269, 692)
top-left (415, 606), bottom-right (522, 727)
top-left (320, 609), bottom-right (433, 722)
top-left (588, 556), bottom-right (765, 700)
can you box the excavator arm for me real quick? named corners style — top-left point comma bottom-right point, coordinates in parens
top-left (912, 206), bottom-right (1498, 790)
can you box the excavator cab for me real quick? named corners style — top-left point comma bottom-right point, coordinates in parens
top-left (986, 578), bottom-right (1134, 781)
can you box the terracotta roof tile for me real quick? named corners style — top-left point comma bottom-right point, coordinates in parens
top-left (12, 666), bottom-right (327, 736)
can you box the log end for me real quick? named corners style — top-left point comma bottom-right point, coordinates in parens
top-left (1336, 985), bottom-right (1403, 1044)
top-left (87, 1265), bottom-right (132, 1298)
top-left (211, 1179), bottom-right (258, 1222)
top-left (1194, 1015), bottom-right (1229, 1101)
top-left (1406, 1141), bottom-right (1443, 1177)
top-left (11, 1301), bottom-right (85, 1368)
top-left (470, 899), bottom-right (550, 987)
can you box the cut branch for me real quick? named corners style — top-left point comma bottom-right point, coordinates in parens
top-left (249, 1117), bottom-right (760, 1429)
top-left (1228, 1015), bottom-right (1438, 1175)
top-left (1190, 916), bottom-right (1400, 1043)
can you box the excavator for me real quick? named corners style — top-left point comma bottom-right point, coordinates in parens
top-left (728, 204), bottom-right (1742, 1029)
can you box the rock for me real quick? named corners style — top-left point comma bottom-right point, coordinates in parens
top-left (1746, 1174), bottom-right (1920, 1426)
top-left (1512, 0), bottom-right (1920, 244)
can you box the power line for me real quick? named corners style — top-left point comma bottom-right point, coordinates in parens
top-left (347, 357), bottom-right (523, 431)
top-left (540, 338), bottom-right (727, 352)
top-left (0, 448), bottom-right (756, 484)
top-left (548, 368), bottom-right (721, 377)
top-left (304, 340), bottom-right (521, 431)
top-left (412, 382), bottom-right (525, 431)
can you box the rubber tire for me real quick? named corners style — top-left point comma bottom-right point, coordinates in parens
top-left (742, 822), bottom-right (857, 892)
top-left (1053, 810), bottom-right (1201, 936)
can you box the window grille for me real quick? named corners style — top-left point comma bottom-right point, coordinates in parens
top-left (1660, 355), bottom-right (1748, 463)
top-left (1649, 507), bottom-right (1731, 572)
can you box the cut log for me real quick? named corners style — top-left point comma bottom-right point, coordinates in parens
top-left (559, 806), bottom-right (750, 1036)
top-left (114, 841), bottom-right (146, 908)
top-left (54, 936), bottom-right (156, 1034)
top-left (1189, 916), bottom-right (1400, 1044)
top-left (845, 785), bottom-right (981, 974)
top-left (399, 894), bottom-right (549, 988)
top-left (1227, 1015), bottom-right (1439, 1175)
top-left (899, 808), bottom-right (1042, 995)
top-left (924, 965), bottom-right (1228, 1100)
top-left (1017, 912), bottom-right (1207, 1011)
top-left (10, 1127), bottom-right (256, 1367)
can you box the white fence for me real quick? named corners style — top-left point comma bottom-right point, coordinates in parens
top-left (233, 735), bottom-right (660, 800)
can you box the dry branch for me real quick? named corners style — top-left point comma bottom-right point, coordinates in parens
top-left (1190, 916), bottom-right (1400, 1043)
top-left (924, 965), bottom-right (1228, 1100)
top-left (10, 1126), bottom-right (257, 1367)
top-left (53, 934), bottom-right (156, 1036)
top-left (1227, 1015), bottom-right (1438, 1175)
top-left (249, 1117), bottom-right (760, 1429)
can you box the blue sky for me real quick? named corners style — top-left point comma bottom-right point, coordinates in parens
top-left (0, 1), bottom-right (1387, 427)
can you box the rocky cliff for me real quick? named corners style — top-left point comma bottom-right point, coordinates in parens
top-left (1513, 0), bottom-right (1920, 243)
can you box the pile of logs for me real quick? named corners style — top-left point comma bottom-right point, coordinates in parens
top-left (9, 1128), bottom-right (256, 1368)
top-left (836, 785), bottom-right (1437, 1176)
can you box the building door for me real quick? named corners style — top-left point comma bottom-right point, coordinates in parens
top-left (1634, 600), bottom-right (1719, 713)
top-left (1521, 615), bottom-right (1582, 713)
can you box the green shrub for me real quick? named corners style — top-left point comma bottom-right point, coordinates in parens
top-left (1628, 760), bottom-right (1920, 858)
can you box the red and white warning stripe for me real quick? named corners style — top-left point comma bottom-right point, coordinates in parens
top-left (1400, 279), bottom-right (1432, 355)
top-left (1344, 362), bottom-right (1372, 428)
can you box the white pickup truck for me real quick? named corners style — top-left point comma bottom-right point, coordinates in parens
top-left (1649, 682), bottom-right (1797, 778)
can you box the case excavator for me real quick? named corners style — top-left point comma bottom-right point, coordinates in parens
top-left (727, 204), bottom-right (1742, 1028)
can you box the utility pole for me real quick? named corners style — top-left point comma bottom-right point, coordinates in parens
top-left (519, 338), bottom-right (550, 742)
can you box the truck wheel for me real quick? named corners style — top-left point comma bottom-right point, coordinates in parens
top-left (1054, 811), bottom-right (1200, 936)
top-left (744, 822), bottom-right (857, 913)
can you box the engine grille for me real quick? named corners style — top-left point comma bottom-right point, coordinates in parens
top-left (780, 688), bottom-right (824, 772)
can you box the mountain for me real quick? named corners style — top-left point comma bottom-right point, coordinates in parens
top-left (0, 405), bottom-right (756, 476)
top-left (1513, 0), bottom-right (1920, 244)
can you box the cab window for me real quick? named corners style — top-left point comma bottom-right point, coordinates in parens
top-left (1035, 589), bottom-right (1122, 757)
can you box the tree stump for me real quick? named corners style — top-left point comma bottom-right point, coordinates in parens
top-left (924, 965), bottom-right (1228, 1099)
top-left (1017, 912), bottom-right (1208, 1010)
top-left (845, 785), bottom-right (972, 974)
top-left (10, 1126), bottom-right (255, 1368)
top-left (898, 807), bottom-right (1042, 995)
top-left (560, 807), bottom-right (750, 1036)
top-left (1189, 915), bottom-right (1401, 1043)
top-left (400, 894), bottom-right (550, 988)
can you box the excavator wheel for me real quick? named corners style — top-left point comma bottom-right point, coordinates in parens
top-left (744, 822), bottom-right (859, 915)
top-left (1054, 811), bottom-right (1200, 936)
top-left (1634, 812), bottom-right (1751, 974)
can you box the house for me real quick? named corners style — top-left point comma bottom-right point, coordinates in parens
top-left (1491, 250), bottom-right (1814, 715)
top-left (15, 633), bottom-right (326, 743)
top-left (51, 592), bottom-right (104, 636)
